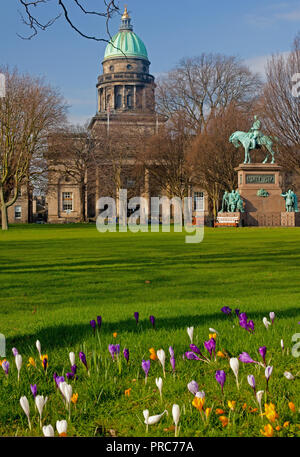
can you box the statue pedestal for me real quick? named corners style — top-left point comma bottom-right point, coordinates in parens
top-left (215, 212), bottom-right (245, 227)
top-left (235, 163), bottom-right (286, 226)
top-left (281, 212), bottom-right (300, 227)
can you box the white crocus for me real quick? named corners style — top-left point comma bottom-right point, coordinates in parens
top-left (20, 396), bottom-right (31, 430)
top-left (36, 340), bottom-right (41, 358)
top-left (42, 424), bottom-right (54, 437)
top-left (187, 327), bottom-right (194, 344)
top-left (281, 339), bottom-right (284, 353)
top-left (59, 381), bottom-right (73, 418)
top-left (229, 357), bottom-right (239, 389)
top-left (143, 409), bottom-right (168, 433)
top-left (263, 317), bottom-right (271, 329)
top-left (156, 349), bottom-right (166, 377)
top-left (209, 327), bottom-right (219, 335)
top-left (69, 352), bottom-right (75, 366)
top-left (155, 377), bottom-right (163, 401)
top-left (256, 390), bottom-right (264, 418)
top-left (35, 395), bottom-right (48, 427)
top-left (284, 371), bottom-right (295, 380)
top-left (56, 419), bottom-right (68, 436)
top-left (172, 404), bottom-right (180, 437)
top-left (15, 354), bottom-right (22, 382)
top-left (269, 312), bottom-right (275, 324)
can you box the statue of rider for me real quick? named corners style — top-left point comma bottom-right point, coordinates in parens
top-left (248, 115), bottom-right (261, 149)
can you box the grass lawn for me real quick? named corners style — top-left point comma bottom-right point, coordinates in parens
top-left (0, 224), bottom-right (299, 437)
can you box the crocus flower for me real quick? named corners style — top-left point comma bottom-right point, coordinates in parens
top-left (142, 359), bottom-right (150, 384)
top-left (30, 384), bottom-right (37, 398)
top-left (247, 320), bottom-right (255, 332)
top-left (284, 371), bottom-right (295, 380)
top-left (69, 352), bottom-right (75, 366)
top-left (238, 352), bottom-right (258, 364)
top-left (123, 348), bottom-right (129, 363)
top-left (134, 312), bottom-right (139, 324)
top-left (184, 352), bottom-right (201, 360)
top-left (256, 390), bottom-right (264, 416)
top-left (234, 309), bottom-right (240, 317)
top-left (79, 351), bottom-right (88, 370)
top-left (59, 381), bottom-right (73, 414)
top-left (269, 312), bottom-right (275, 324)
top-left (56, 420), bottom-right (68, 437)
top-left (221, 306), bottom-right (232, 315)
top-left (204, 338), bottom-right (216, 358)
top-left (157, 349), bottom-right (166, 377)
top-left (215, 370), bottom-right (226, 394)
top-left (172, 404), bottom-right (180, 437)
top-left (143, 409), bottom-right (168, 433)
top-left (90, 320), bottom-right (96, 334)
top-left (187, 380), bottom-right (199, 396)
top-left (155, 377), bottom-right (163, 400)
top-left (281, 339), bottom-right (284, 352)
top-left (170, 356), bottom-right (175, 373)
top-left (35, 395), bottom-right (48, 427)
top-left (259, 346), bottom-right (267, 366)
top-left (71, 364), bottom-right (77, 375)
top-left (97, 315), bottom-right (102, 328)
top-left (149, 315), bottom-right (155, 328)
top-left (41, 355), bottom-right (48, 371)
top-left (247, 375), bottom-right (256, 395)
top-left (265, 365), bottom-right (273, 391)
top-left (108, 344), bottom-right (116, 361)
top-left (12, 348), bottom-right (18, 356)
top-left (66, 372), bottom-right (74, 380)
top-left (36, 340), bottom-right (41, 358)
top-left (169, 346), bottom-right (174, 357)
top-left (15, 354), bottom-right (22, 381)
top-left (263, 317), bottom-right (271, 329)
top-left (187, 326), bottom-right (194, 344)
top-left (209, 327), bottom-right (219, 335)
top-left (190, 344), bottom-right (202, 355)
top-left (55, 375), bottom-right (65, 387)
top-left (229, 357), bottom-right (239, 389)
top-left (2, 360), bottom-right (9, 375)
top-left (43, 425), bottom-right (54, 437)
top-left (20, 396), bottom-right (31, 430)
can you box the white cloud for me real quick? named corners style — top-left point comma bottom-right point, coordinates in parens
top-left (245, 51), bottom-right (290, 78)
top-left (246, 2), bottom-right (300, 27)
top-left (67, 114), bottom-right (92, 126)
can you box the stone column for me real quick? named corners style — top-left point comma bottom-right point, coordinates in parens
top-left (134, 85), bottom-right (137, 109)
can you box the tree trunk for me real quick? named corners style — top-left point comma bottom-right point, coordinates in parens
top-left (0, 186), bottom-right (9, 230)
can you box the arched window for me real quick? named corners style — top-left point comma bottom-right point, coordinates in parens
top-left (116, 94), bottom-right (122, 109)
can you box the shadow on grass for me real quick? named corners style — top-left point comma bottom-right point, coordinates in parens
top-left (7, 307), bottom-right (300, 353)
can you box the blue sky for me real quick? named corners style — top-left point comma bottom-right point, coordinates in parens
top-left (1, 0), bottom-right (299, 124)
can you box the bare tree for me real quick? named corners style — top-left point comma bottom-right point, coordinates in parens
top-left (16, 0), bottom-right (119, 41)
top-left (47, 124), bottom-right (96, 221)
top-left (259, 33), bottom-right (300, 174)
top-left (156, 54), bottom-right (262, 135)
top-left (0, 67), bottom-right (67, 230)
top-left (188, 103), bottom-right (253, 217)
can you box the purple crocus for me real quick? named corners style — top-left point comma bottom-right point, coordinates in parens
top-left (234, 309), bottom-right (240, 317)
top-left (215, 370), bottom-right (226, 394)
top-left (12, 348), bottom-right (18, 356)
top-left (97, 315), bottom-right (102, 329)
top-left (269, 312), bottom-right (275, 324)
top-left (190, 344), bottom-right (202, 355)
top-left (30, 383), bottom-right (37, 398)
top-left (204, 338), bottom-right (216, 358)
top-left (247, 320), bottom-right (255, 333)
top-left (108, 344), bottom-right (116, 360)
top-left (259, 346), bottom-right (267, 366)
top-left (221, 306), bottom-right (232, 315)
top-left (169, 346), bottom-right (175, 357)
top-left (187, 380), bottom-right (199, 395)
top-left (79, 351), bottom-right (88, 370)
top-left (123, 348), bottom-right (129, 363)
top-left (66, 371), bottom-right (74, 380)
top-left (55, 375), bottom-right (65, 387)
top-left (42, 357), bottom-right (47, 371)
top-left (184, 351), bottom-right (201, 360)
top-left (142, 359), bottom-right (150, 384)
top-left (134, 312), bottom-right (139, 324)
top-left (170, 356), bottom-right (175, 373)
top-left (90, 319), bottom-right (96, 334)
top-left (71, 364), bottom-right (77, 375)
top-left (238, 352), bottom-right (258, 364)
top-left (149, 315), bottom-right (155, 328)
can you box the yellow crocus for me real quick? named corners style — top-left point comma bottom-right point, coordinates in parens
top-left (113, 332), bottom-right (117, 338)
top-left (192, 396), bottom-right (205, 412)
top-left (217, 351), bottom-right (225, 358)
top-left (227, 400), bottom-right (236, 411)
top-left (260, 424), bottom-right (274, 437)
top-left (124, 388), bottom-right (132, 397)
top-left (283, 421), bottom-right (290, 428)
top-left (209, 333), bottom-right (217, 340)
top-left (205, 408), bottom-right (211, 419)
top-left (263, 403), bottom-right (278, 423)
top-left (71, 393), bottom-right (78, 404)
top-left (215, 408), bottom-right (225, 415)
top-left (149, 348), bottom-right (157, 360)
top-left (27, 357), bottom-right (36, 368)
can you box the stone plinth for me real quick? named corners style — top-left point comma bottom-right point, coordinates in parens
top-left (281, 212), bottom-right (300, 227)
top-left (235, 163), bottom-right (285, 226)
top-left (216, 212), bottom-right (245, 227)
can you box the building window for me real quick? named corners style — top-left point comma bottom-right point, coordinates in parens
top-left (193, 192), bottom-right (204, 211)
top-left (127, 94), bottom-right (132, 108)
top-left (62, 192), bottom-right (73, 211)
top-left (15, 205), bottom-right (22, 220)
top-left (116, 94), bottom-right (122, 109)
top-left (109, 65), bottom-right (114, 72)
top-left (127, 64), bottom-right (132, 70)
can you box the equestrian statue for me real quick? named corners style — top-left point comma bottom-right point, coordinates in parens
top-left (229, 115), bottom-right (278, 164)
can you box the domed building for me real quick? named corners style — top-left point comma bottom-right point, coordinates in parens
top-left (90, 7), bottom-right (165, 131)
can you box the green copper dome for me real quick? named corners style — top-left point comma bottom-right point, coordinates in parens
top-left (104, 8), bottom-right (148, 61)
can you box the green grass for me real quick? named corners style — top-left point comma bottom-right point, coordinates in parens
top-left (0, 224), bottom-right (299, 437)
